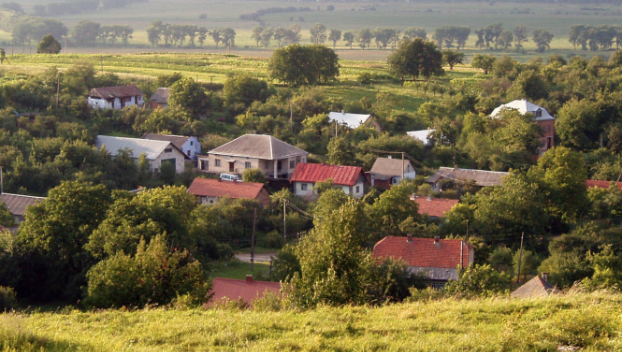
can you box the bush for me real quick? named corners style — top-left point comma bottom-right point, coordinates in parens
top-left (0, 286), bottom-right (16, 311)
top-left (252, 290), bottom-right (284, 312)
top-left (259, 231), bottom-right (284, 249)
top-left (358, 72), bottom-right (372, 85)
top-left (444, 264), bottom-right (511, 297)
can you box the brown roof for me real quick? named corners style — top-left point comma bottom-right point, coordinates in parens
top-left (149, 88), bottom-right (169, 104)
top-left (89, 85), bottom-right (143, 99)
top-left (414, 197), bottom-right (458, 218)
top-left (373, 236), bottom-right (473, 270)
top-left (511, 276), bottom-right (558, 298)
top-left (209, 134), bottom-right (307, 160)
top-left (141, 133), bottom-right (190, 151)
top-left (1, 193), bottom-right (45, 217)
top-left (585, 180), bottom-right (622, 190)
top-left (369, 157), bottom-right (414, 180)
top-left (187, 178), bottom-right (269, 206)
top-left (425, 167), bottom-right (508, 187)
top-left (208, 276), bottom-right (281, 307)
top-left (290, 163), bottom-right (365, 187)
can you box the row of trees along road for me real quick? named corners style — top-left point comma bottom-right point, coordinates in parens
top-left (146, 21), bottom-right (235, 49)
top-left (72, 20), bottom-right (133, 46)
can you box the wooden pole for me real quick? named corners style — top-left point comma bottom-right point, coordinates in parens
top-left (283, 199), bottom-right (287, 240)
top-left (516, 232), bottom-right (524, 285)
top-left (250, 207), bottom-right (257, 271)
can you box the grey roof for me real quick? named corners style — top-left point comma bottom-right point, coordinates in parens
top-left (511, 276), bottom-right (558, 298)
top-left (408, 266), bottom-right (458, 281)
top-left (490, 99), bottom-right (555, 122)
top-left (150, 88), bottom-right (169, 104)
top-left (425, 167), bottom-right (509, 187)
top-left (407, 129), bottom-right (435, 146)
top-left (95, 135), bottom-right (183, 160)
top-left (1, 193), bottom-right (45, 217)
top-left (209, 134), bottom-right (308, 160)
top-left (89, 85), bottom-right (143, 99)
top-left (370, 157), bottom-right (414, 180)
top-left (141, 133), bottom-right (190, 151)
top-left (328, 111), bottom-right (372, 129)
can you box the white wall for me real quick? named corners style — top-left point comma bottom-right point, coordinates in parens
top-left (152, 148), bottom-right (186, 174)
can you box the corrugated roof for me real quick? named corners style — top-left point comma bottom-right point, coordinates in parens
top-left (407, 129), bottom-right (435, 146)
top-left (373, 236), bottom-right (473, 270)
top-left (290, 163), bottom-right (365, 186)
top-left (207, 277), bottom-right (281, 307)
top-left (149, 88), bottom-right (169, 104)
top-left (490, 99), bottom-right (555, 122)
top-left (89, 85), bottom-right (143, 99)
top-left (142, 133), bottom-right (190, 151)
top-left (414, 197), bottom-right (459, 218)
top-left (585, 180), bottom-right (622, 190)
top-left (95, 135), bottom-right (178, 160)
top-left (209, 134), bottom-right (308, 160)
top-left (187, 178), bottom-right (269, 205)
top-left (511, 276), bottom-right (558, 298)
top-left (370, 157), bottom-right (414, 179)
top-left (328, 111), bottom-right (372, 129)
top-left (1, 193), bottom-right (45, 217)
top-left (425, 167), bottom-right (508, 187)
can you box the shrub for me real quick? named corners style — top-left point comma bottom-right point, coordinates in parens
top-left (252, 290), bottom-right (283, 312)
top-left (444, 264), bottom-right (511, 297)
top-left (0, 286), bottom-right (16, 311)
top-left (358, 72), bottom-right (372, 85)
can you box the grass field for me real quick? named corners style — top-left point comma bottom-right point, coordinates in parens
top-left (210, 260), bottom-right (272, 281)
top-left (1, 291), bottom-right (620, 351)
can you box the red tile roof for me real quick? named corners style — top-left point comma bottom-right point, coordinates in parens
top-left (373, 236), bottom-right (473, 269)
top-left (208, 276), bottom-right (281, 307)
top-left (187, 178), bottom-right (269, 205)
top-left (414, 197), bottom-right (459, 217)
top-left (290, 163), bottom-right (365, 186)
top-left (89, 85), bottom-right (143, 98)
top-left (585, 180), bottom-right (622, 190)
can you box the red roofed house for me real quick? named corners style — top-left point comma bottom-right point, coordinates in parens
top-left (412, 196), bottom-right (459, 218)
top-left (208, 275), bottom-right (281, 307)
top-left (87, 85), bottom-right (144, 110)
top-left (373, 235), bottom-right (474, 288)
top-left (188, 178), bottom-right (271, 206)
top-left (585, 180), bottom-right (622, 190)
top-left (290, 162), bottom-right (366, 199)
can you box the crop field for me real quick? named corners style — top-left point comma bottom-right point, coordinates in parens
top-left (1, 291), bottom-right (621, 351)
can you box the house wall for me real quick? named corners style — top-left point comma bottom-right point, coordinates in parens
top-left (181, 137), bottom-right (201, 161)
top-left (201, 153), bottom-right (307, 179)
top-left (151, 147), bottom-right (186, 174)
top-left (87, 97), bottom-right (113, 109)
top-left (88, 95), bottom-right (144, 110)
top-left (293, 180), bottom-right (365, 199)
top-left (536, 119), bottom-right (555, 155)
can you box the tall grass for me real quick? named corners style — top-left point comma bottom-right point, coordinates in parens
top-left (1, 291), bottom-right (620, 351)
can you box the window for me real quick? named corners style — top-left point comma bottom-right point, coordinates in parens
top-left (301, 183), bottom-right (308, 191)
top-left (535, 109), bottom-right (542, 118)
top-left (355, 185), bottom-right (360, 193)
top-left (547, 126), bottom-right (551, 133)
top-left (245, 162), bottom-right (251, 169)
top-left (215, 159), bottom-right (221, 167)
top-left (164, 148), bottom-right (173, 153)
top-left (264, 160), bottom-right (270, 169)
top-left (296, 156), bottom-right (301, 163)
top-left (229, 162), bottom-right (235, 172)
top-left (190, 141), bottom-right (193, 146)
top-left (289, 160), bottom-right (295, 169)
top-left (200, 160), bottom-right (209, 170)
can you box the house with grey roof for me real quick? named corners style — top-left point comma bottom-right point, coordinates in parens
top-left (87, 85), bottom-right (144, 110)
top-left (511, 274), bottom-right (558, 298)
top-left (1, 193), bottom-right (45, 224)
top-left (197, 134), bottom-right (308, 179)
top-left (425, 167), bottom-right (508, 192)
top-left (95, 135), bottom-right (189, 174)
top-left (141, 133), bottom-right (201, 162)
top-left (369, 157), bottom-right (417, 188)
top-left (148, 88), bottom-right (169, 109)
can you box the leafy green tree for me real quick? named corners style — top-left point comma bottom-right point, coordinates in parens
top-left (442, 49), bottom-right (465, 70)
top-left (368, 183), bottom-right (419, 238)
top-left (168, 77), bottom-right (210, 118)
top-left (343, 31), bottom-right (355, 49)
top-left (251, 25), bottom-right (264, 47)
top-left (471, 54), bottom-right (496, 74)
top-left (488, 246), bottom-right (513, 273)
top-left (328, 29), bottom-right (341, 49)
top-left (72, 20), bottom-right (101, 46)
top-left (272, 244), bottom-right (301, 281)
top-left (555, 98), bottom-right (606, 150)
top-left (0, 203), bottom-right (15, 228)
top-left (363, 255), bottom-right (420, 304)
top-left (242, 168), bottom-right (267, 183)
top-left (513, 25), bottom-right (529, 49)
top-left (356, 29), bottom-right (372, 49)
top-left (156, 72), bottom-right (184, 87)
top-left (404, 27), bottom-right (427, 39)
top-left (85, 235), bottom-right (209, 308)
top-left (268, 44), bottom-right (340, 86)
top-left (327, 136), bottom-right (354, 165)
top-left (309, 23), bottom-right (327, 44)
top-left (219, 27), bottom-right (236, 50)
top-left (223, 75), bottom-right (275, 106)
top-left (387, 37), bottom-right (444, 81)
top-left (498, 30), bottom-right (514, 50)
top-left (513, 249), bottom-right (541, 283)
top-left (444, 264), bottom-right (512, 297)
top-left (532, 29), bottom-right (554, 52)
top-left (37, 35), bottom-right (61, 54)
top-left (582, 245), bottom-right (622, 291)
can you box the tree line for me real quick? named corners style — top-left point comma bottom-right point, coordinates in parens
top-left (146, 21), bottom-right (236, 49)
top-left (569, 24), bottom-right (622, 51)
top-left (72, 20), bottom-right (133, 46)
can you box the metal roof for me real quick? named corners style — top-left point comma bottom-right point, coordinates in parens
top-left (425, 167), bottom-right (509, 187)
top-left (95, 135), bottom-right (178, 160)
top-left (290, 163), bottom-right (365, 186)
top-left (511, 276), bottom-right (558, 298)
top-left (89, 85), bottom-right (143, 99)
top-left (209, 134), bottom-right (308, 160)
top-left (407, 129), bottom-right (435, 146)
top-left (328, 111), bottom-right (372, 129)
top-left (141, 133), bottom-right (191, 151)
top-left (149, 88), bottom-right (169, 104)
top-left (413, 197), bottom-right (459, 218)
top-left (1, 193), bottom-right (45, 217)
top-left (490, 99), bottom-right (555, 122)
top-left (369, 157), bottom-right (414, 179)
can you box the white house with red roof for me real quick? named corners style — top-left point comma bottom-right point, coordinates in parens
top-left (187, 178), bottom-right (270, 206)
top-left (207, 275), bottom-right (281, 308)
top-left (373, 235), bottom-right (474, 288)
top-left (290, 162), bottom-right (366, 199)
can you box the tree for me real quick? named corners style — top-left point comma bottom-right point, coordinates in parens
top-left (404, 27), bottom-right (426, 40)
top-left (328, 29), bottom-right (341, 49)
top-left (309, 23), bottom-right (327, 45)
top-left (514, 25), bottom-right (529, 49)
top-left (555, 98), bottom-right (605, 150)
top-left (582, 245), bottom-right (622, 291)
top-left (356, 29), bottom-right (372, 49)
top-left (168, 77), bottom-right (210, 117)
top-left (242, 168), bottom-right (267, 183)
top-left (444, 264), bottom-right (512, 297)
top-left (273, 27), bottom-right (287, 47)
top-left (1, 2), bottom-right (24, 13)
top-left (37, 34), bottom-right (61, 54)
top-left (343, 31), bottom-right (355, 49)
top-left (72, 20), bottom-right (101, 46)
top-left (251, 25), bottom-right (264, 47)
top-left (367, 183), bottom-right (419, 238)
top-left (224, 75), bottom-right (275, 106)
top-left (260, 27), bottom-right (274, 48)
top-left (268, 44), bottom-right (340, 86)
top-left (0, 203), bottom-right (15, 228)
top-left (498, 30), bottom-right (514, 51)
top-left (471, 54), bottom-right (496, 74)
top-left (327, 136), bottom-right (354, 165)
top-left (387, 37), bottom-right (444, 81)
top-left (532, 29), bottom-right (554, 52)
top-left (442, 49), bottom-right (465, 70)
top-left (219, 28), bottom-right (236, 50)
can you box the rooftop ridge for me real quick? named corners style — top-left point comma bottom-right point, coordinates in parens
top-left (1, 193), bottom-right (46, 199)
top-left (438, 167), bottom-right (510, 175)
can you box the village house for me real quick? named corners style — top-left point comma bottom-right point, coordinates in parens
top-left (425, 167), bottom-right (509, 192)
top-left (373, 235), bottom-right (475, 288)
top-left (142, 133), bottom-right (201, 162)
top-left (207, 275), bottom-right (281, 308)
top-left (491, 99), bottom-right (555, 156)
top-left (328, 111), bottom-right (381, 131)
top-left (368, 157), bottom-right (417, 188)
top-left (187, 178), bottom-right (270, 206)
top-left (147, 88), bottom-right (169, 109)
top-left (0, 193), bottom-right (45, 225)
top-left (412, 195), bottom-right (459, 218)
top-left (87, 85), bottom-right (144, 110)
top-left (511, 274), bottom-right (558, 298)
top-left (290, 162), bottom-right (366, 199)
top-left (585, 180), bottom-right (622, 190)
top-left (95, 135), bottom-right (188, 173)
top-left (197, 134), bottom-right (308, 179)
top-left (407, 129), bottom-right (436, 146)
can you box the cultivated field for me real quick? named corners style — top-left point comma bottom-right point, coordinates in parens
top-left (1, 291), bottom-right (620, 351)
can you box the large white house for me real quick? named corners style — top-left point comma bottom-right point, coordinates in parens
top-left (95, 135), bottom-right (188, 173)
top-left (87, 85), bottom-right (144, 110)
top-left (142, 133), bottom-right (201, 162)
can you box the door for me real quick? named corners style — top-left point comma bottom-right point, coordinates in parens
top-left (161, 159), bottom-right (176, 173)
top-left (229, 162), bottom-right (235, 172)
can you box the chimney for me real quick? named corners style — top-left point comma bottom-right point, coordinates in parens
top-left (434, 236), bottom-right (440, 244)
top-left (541, 272), bottom-right (548, 281)
top-left (407, 234), bottom-right (413, 243)
top-left (246, 275), bottom-right (253, 283)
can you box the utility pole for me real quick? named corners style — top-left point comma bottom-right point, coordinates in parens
top-left (101, 54), bottom-right (104, 73)
top-left (283, 199), bottom-right (287, 240)
top-left (289, 99), bottom-right (293, 132)
top-left (250, 207), bottom-right (257, 271)
top-left (56, 73), bottom-right (60, 109)
top-left (516, 231), bottom-right (524, 285)
top-left (0, 166), bottom-right (3, 194)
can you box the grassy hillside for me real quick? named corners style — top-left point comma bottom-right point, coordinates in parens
top-left (1, 291), bottom-right (620, 351)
